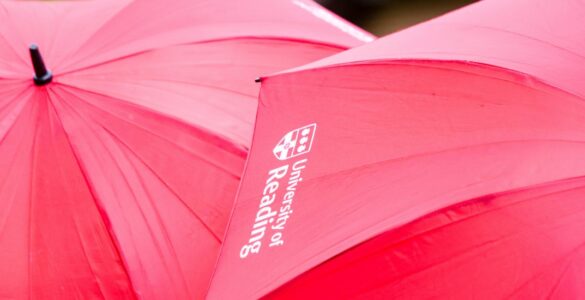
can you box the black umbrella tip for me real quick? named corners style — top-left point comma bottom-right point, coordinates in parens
top-left (29, 44), bottom-right (52, 86)
top-left (255, 77), bottom-right (262, 83)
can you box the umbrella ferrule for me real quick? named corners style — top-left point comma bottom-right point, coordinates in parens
top-left (29, 44), bottom-right (52, 86)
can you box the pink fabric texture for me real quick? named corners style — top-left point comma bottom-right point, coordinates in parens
top-left (209, 0), bottom-right (585, 298)
top-left (0, 0), bottom-right (372, 299)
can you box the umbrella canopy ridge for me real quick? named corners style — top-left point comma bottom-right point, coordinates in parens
top-left (0, 0), bottom-right (373, 299)
top-left (268, 175), bottom-right (585, 299)
top-left (283, 0), bottom-right (585, 97)
top-left (209, 0), bottom-right (585, 298)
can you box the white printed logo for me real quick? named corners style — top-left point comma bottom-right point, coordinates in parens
top-left (240, 124), bottom-right (315, 258)
top-left (273, 124), bottom-right (316, 160)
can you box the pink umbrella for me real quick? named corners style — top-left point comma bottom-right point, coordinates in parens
top-left (0, 0), bottom-right (372, 298)
top-left (208, 0), bottom-right (585, 298)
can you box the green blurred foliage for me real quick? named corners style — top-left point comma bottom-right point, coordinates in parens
top-left (319, 0), bottom-right (477, 36)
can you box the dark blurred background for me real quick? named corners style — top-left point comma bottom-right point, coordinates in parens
top-left (318, 0), bottom-right (477, 36)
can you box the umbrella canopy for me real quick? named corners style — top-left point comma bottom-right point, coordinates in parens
top-left (0, 0), bottom-right (372, 299)
top-left (208, 0), bottom-right (585, 298)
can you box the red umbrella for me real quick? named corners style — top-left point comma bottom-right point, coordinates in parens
top-left (208, 0), bottom-right (585, 298)
top-left (0, 0), bottom-right (372, 299)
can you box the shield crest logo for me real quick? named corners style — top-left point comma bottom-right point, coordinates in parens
top-left (273, 124), bottom-right (316, 160)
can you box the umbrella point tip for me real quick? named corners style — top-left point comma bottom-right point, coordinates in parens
top-left (29, 44), bottom-right (52, 86)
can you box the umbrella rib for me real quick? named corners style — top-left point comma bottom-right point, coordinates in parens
top-left (0, 1), bottom-right (29, 66)
top-left (324, 181), bottom-right (585, 277)
top-left (109, 128), bottom-right (198, 296)
top-left (542, 257), bottom-right (575, 300)
top-left (59, 36), bottom-right (347, 76)
top-left (57, 0), bottom-right (134, 70)
top-left (0, 92), bottom-right (35, 249)
top-left (111, 77), bottom-right (257, 100)
top-left (64, 2), bottom-right (186, 69)
top-left (50, 87), bottom-right (220, 297)
top-left (58, 97), bottom-right (170, 296)
top-left (247, 140), bottom-right (585, 295)
top-left (58, 76), bottom-right (256, 133)
top-left (56, 86), bottom-right (220, 242)
top-left (457, 23), bottom-right (585, 61)
top-left (0, 88), bottom-right (33, 145)
top-left (266, 178), bottom-right (585, 298)
top-left (45, 89), bottom-right (141, 299)
top-left (302, 139), bottom-right (585, 185)
top-left (505, 240), bottom-right (585, 299)
top-left (96, 78), bottom-right (256, 127)
top-left (101, 125), bottom-right (223, 243)
top-left (56, 83), bottom-right (245, 176)
top-left (52, 86), bottom-right (223, 243)
top-left (27, 96), bottom-right (42, 299)
top-left (0, 30), bottom-right (28, 67)
top-left (69, 220), bottom-right (107, 300)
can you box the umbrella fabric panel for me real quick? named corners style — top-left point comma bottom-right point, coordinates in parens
top-left (0, 86), bottom-right (135, 299)
top-left (0, 0), bottom-right (129, 78)
top-left (208, 61), bottom-right (585, 298)
top-left (0, 0), bottom-right (373, 299)
top-left (0, 0), bottom-right (373, 77)
top-left (58, 39), bottom-right (348, 149)
top-left (209, 0), bottom-right (585, 298)
top-left (48, 85), bottom-right (232, 299)
top-left (268, 176), bottom-right (585, 299)
top-left (0, 0), bottom-right (373, 297)
top-left (61, 0), bottom-right (373, 72)
top-left (286, 0), bottom-right (585, 99)
top-left (47, 41), bottom-right (349, 298)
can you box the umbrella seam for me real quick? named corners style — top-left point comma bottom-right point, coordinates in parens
top-left (47, 88), bottom-right (140, 300)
